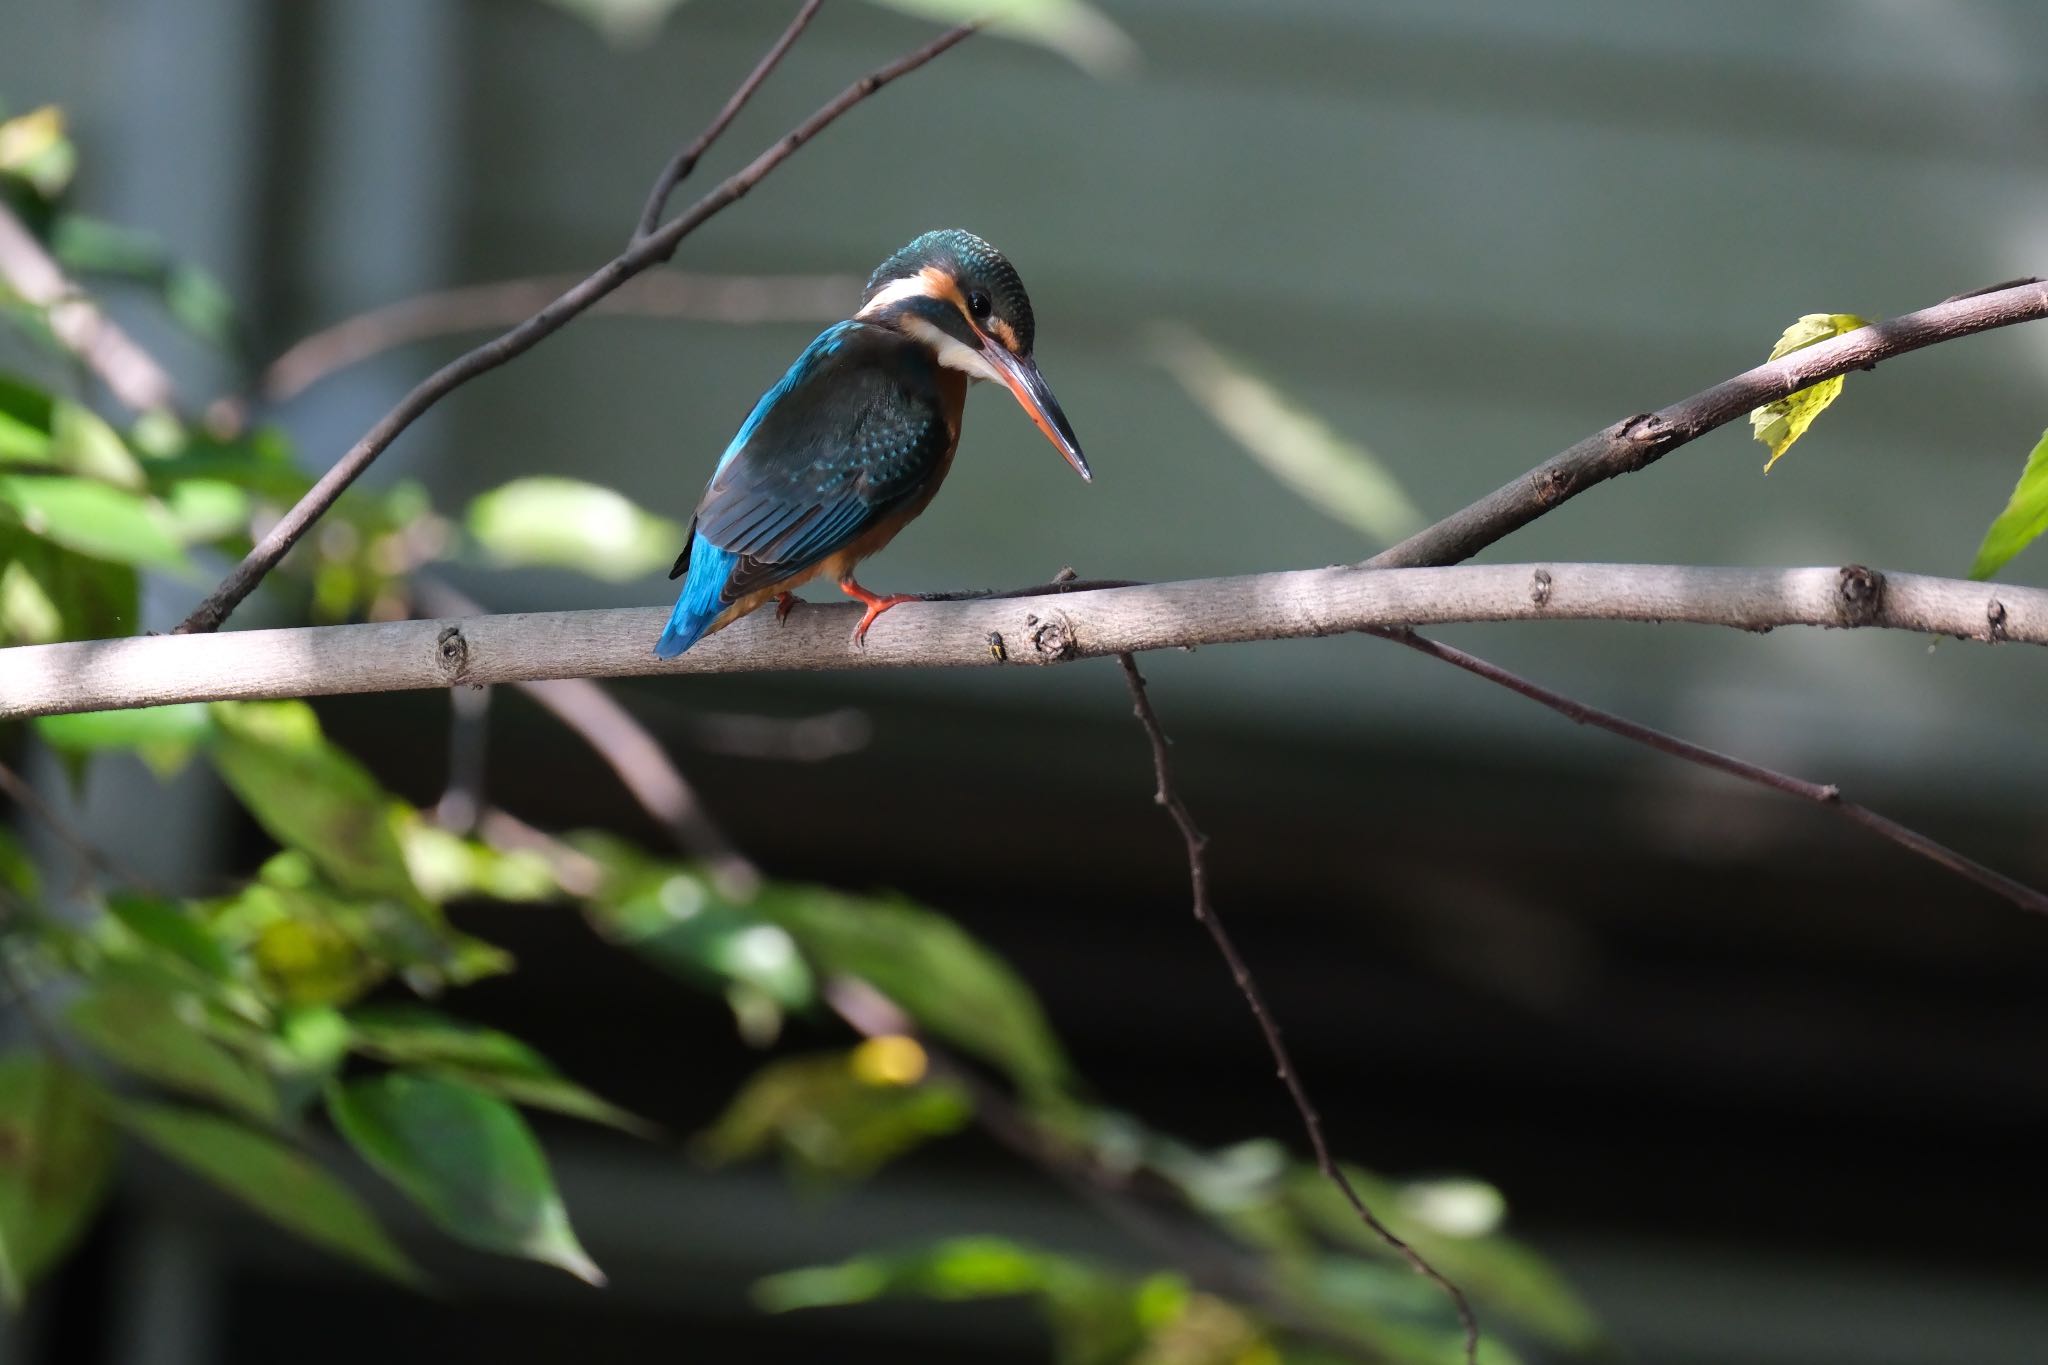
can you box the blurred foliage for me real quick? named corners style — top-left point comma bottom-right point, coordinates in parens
top-left (0, 89), bottom-right (1602, 1363)
top-left (530, 0), bottom-right (1137, 76)
top-left (1748, 312), bottom-right (1869, 472)
top-left (1969, 427), bottom-right (2048, 580)
top-left (0, 106), bottom-right (75, 200)
top-left (466, 476), bottom-right (681, 582)
top-left (1149, 323), bottom-right (1424, 546)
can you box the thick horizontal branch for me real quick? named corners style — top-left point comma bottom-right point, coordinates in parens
top-left (4, 562), bottom-right (2039, 719)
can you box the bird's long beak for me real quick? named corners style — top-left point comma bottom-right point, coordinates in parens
top-left (979, 342), bottom-right (1091, 482)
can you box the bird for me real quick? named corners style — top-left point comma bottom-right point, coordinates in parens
top-left (654, 229), bottom-right (1089, 659)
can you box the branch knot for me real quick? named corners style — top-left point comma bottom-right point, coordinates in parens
top-left (1835, 565), bottom-right (1885, 626)
top-left (435, 624), bottom-right (472, 684)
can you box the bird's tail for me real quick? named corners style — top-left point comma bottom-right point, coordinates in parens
top-left (654, 534), bottom-right (736, 658)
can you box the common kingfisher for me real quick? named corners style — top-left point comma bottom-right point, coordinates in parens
top-left (654, 229), bottom-right (1089, 658)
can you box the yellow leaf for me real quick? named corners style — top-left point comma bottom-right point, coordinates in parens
top-left (1750, 312), bottom-right (1870, 471)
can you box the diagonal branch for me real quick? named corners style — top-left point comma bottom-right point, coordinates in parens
top-left (259, 270), bottom-right (855, 402)
top-left (0, 202), bottom-right (177, 413)
top-left (173, 15), bottom-right (978, 636)
top-left (1368, 278), bottom-right (2048, 570)
top-left (1116, 654), bottom-right (1481, 1363)
top-left (1370, 627), bottom-right (2048, 917)
top-left (634, 0), bottom-right (825, 238)
top-left (15, 562), bottom-right (2041, 719)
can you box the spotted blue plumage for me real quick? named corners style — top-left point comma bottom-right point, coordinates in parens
top-left (655, 321), bottom-right (952, 658)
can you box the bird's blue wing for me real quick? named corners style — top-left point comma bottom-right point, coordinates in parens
top-left (656, 323), bottom-right (949, 657)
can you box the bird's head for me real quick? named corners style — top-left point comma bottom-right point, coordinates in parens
top-left (857, 229), bottom-right (1089, 481)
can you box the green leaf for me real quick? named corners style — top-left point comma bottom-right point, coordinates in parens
top-left (158, 480), bottom-right (251, 545)
top-left (0, 531), bottom-right (138, 644)
top-left (0, 827), bottom-right (37, 899)
top-left (465, 477), bottom-right (683, 582)
top-left (346, 1005), bottom-right (653, 1136)
top-left (0, 1056), bottom-right (115, 1306)
top-left (327, 1073), bottom-right (603, 1284)
top-left (141, 425), bottom-right (312, 503)
top-left (104, 893), bottom-right (235, 980)
top-left (580, 850), bottom-right (1065, 1095)
top-left (1285, 1165), bottom-right (1600, 1352)
top-left (757, 1236), bottom-right (1190, 1365)
top-left (207, 701), bottom-right (422, 904)
top-left (580, 843), bottom-right (813, 1009)
top-left (36, 703), bottom-right (213, 778)
top-left (66, 983), bottom-right (277, 1121)
top-left (1969, 428), bottom-right (2048, 580)
top-left (0, 476), bottom-right (188, 571)
top-left (758, 1235), bottom-right (1057, 1312)
top-left (1150, 323), bottom-right (1424, 544)
top-left (752, 883), bottom-right (1071, 1103)
top-left (699, 1049), bottom-right (969, 1181)
top-left (0, 376), bottom-right (54, 462)
top-left (396, 820), bottom-right (562, 905)
top-left (48, 216), bottom-right (240, 352)
top-left (118, 1100), bottom-right (418, 1283)
top-left (161, 264), bottom-right (238, 351)
top-left (1749, 312), bottom-right (1870, 471)
top-left (49, 401), bottom-right (145, 489)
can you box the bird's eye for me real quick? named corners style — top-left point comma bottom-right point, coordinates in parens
top-left (967, 290), bottom-right (993, 321)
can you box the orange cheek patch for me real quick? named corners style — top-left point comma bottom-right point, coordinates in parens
top-left (987, 318), bottom-right (1021, 353)
top-left (922, 265), bottom-right (969, 317)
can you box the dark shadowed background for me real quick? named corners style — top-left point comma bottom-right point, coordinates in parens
top-left (5, 1), bottom-right (2048, 1362)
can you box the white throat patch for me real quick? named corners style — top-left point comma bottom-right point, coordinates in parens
top-left (900, 316), bottom-right (1006, 384)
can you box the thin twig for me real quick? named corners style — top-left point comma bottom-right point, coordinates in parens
top-left (1371, 627), bottom-right (2048, 916)
top-left (175, 18), bottom-right (978, 636)
top-left (1115, 654), bottom-right (1481, 1363)
top-left (432, 682), bottom-right (492, 835)
top-left (22, 562), bottom-right (2043, 720)
top-left (259, 271), bottom-right (856, 402)
top-left (634, 0), bottom-right (827, 239)
top-left (1368, 279), bottom-right (2048, 570)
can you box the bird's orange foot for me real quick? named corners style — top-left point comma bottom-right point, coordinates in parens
top-left (774, 591), bottom-right (799, 625)
top-left (838, 576), bottom-right (920, 646)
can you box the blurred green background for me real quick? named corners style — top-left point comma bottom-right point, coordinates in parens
top-left (4, 1), bottom-right (2048, 1362)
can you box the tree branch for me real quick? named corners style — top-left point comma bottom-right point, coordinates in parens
top-left (1116, 656), bottom-right (1481, 1362)
top-left (1369, 279), bottom-right (2048, 570)
top-left (1370, 627), bottom-right (2048, 917)
top-left (258, 270), bottom-right (855, 402)
top-left (633, 0), bottom-right (825, 239)
top-left (0, 202), bottom-right (177, 413)
top-left (172, 14), bottom-right (977, 636)
top-left (13, 562), bottom-right (2039, 719)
